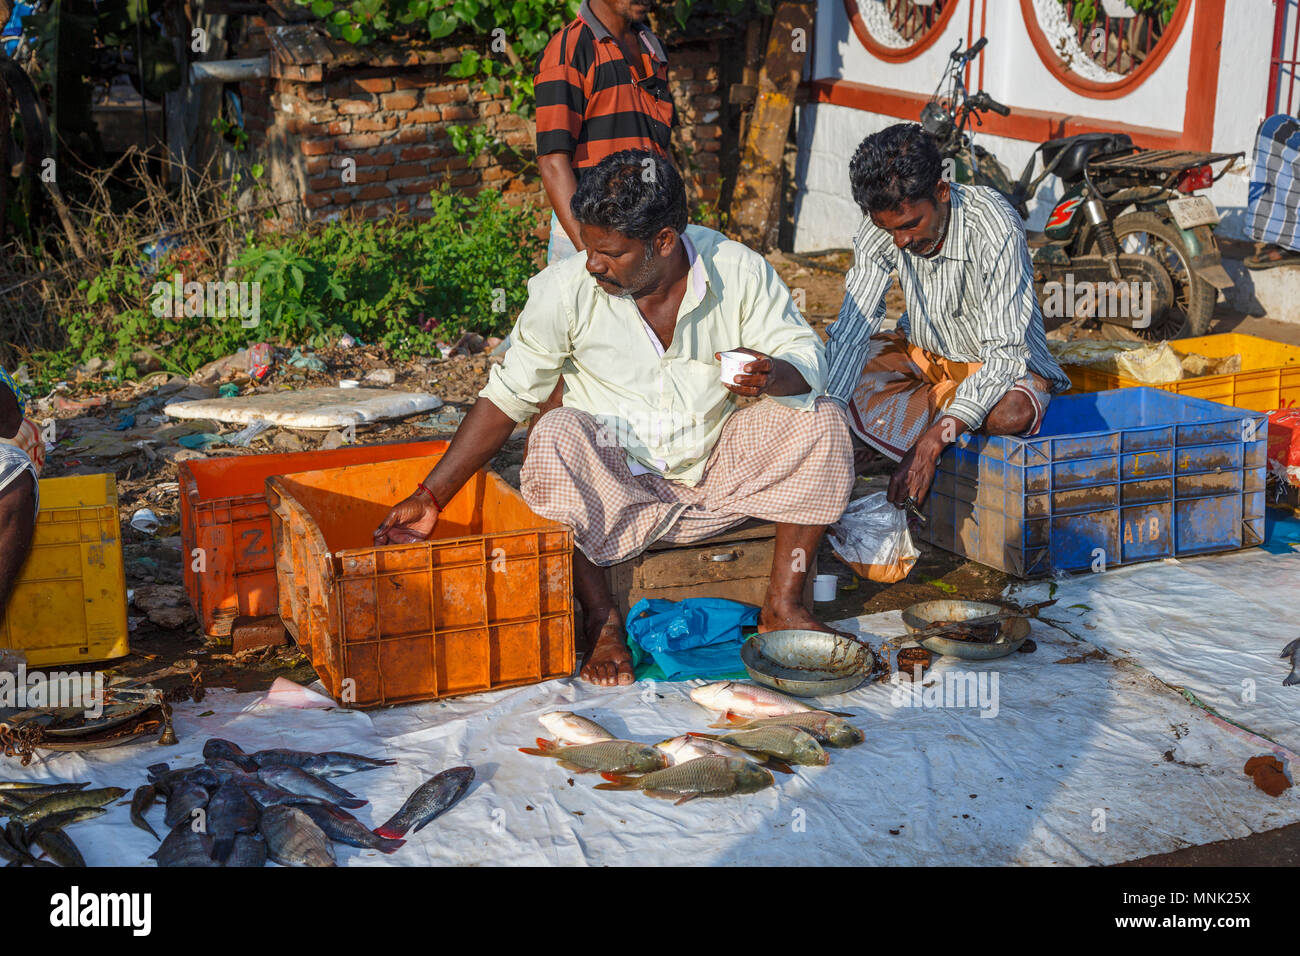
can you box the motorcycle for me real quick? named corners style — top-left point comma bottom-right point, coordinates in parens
top-left (920, 37), bottom-right (1242, 339)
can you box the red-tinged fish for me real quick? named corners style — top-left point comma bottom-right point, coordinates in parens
top-left (596, 756), bottom-right (774, 805)
top-left (374, 766), bottom-right (474, 840)
top-left (709, 710), bottom-right (864, 747)
top-left (538, 711), bottom-right (616, 746)
top-left (654, 735), bottom-right (793, 774)
top-left (690, 726), bottom-right (829, 766)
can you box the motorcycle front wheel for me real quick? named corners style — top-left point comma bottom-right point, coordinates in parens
top-left (1091, 212), bottom-right (1217, 340)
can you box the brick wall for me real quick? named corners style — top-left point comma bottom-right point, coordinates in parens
top-left (234, 26), bottom-right (733, 228)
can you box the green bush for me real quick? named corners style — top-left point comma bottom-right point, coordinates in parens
top-left (58, 185), bottom-right (543, 377)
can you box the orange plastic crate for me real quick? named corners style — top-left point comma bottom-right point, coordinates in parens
top-left (1062, 333), bottom-right (1300, 413)
top-left (266, 455), bottom-right (574, 708)
top-left (179, 441), bottom-right (449, 637)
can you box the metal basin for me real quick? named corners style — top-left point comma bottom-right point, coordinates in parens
top-left (900, 600), bottom-right (1030, 660)
top-left (740, 629), bottom-right (874, 698)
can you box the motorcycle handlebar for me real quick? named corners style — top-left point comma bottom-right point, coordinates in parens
top-left (983, 94), bottom-right (1010, 116)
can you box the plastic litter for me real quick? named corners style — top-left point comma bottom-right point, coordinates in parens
top-left (130, 508), bottom-right (160, 534)
top-left (288, 348), bottom-right (327, 372)
top-left (226, 419), bottom-right (273, 447)
top-left (248, 342), bottom-right (274, 382)
top-left (827, 491), bottom-right (920, 584)
top-left (218, 383), bottom-right (240, 398)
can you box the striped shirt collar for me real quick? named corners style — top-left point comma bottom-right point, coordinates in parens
top-left (917, 182), bottom-right (969, 264)
top-left (578, 0), bottom-right (668, 63)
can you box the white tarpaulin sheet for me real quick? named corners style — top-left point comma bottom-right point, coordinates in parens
top-left (4, 576), bottom-right (1297, 866)
top-left (1008, 550), bottom-right (1300, 756)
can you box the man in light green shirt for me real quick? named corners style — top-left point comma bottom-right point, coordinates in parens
top-left (376, 151), bottom-right (854, 686)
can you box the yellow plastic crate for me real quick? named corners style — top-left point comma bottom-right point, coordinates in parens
top-left (0, 473), bottom-right (129, 667)
top-left (1063, 333), bottom-right (1300, 412)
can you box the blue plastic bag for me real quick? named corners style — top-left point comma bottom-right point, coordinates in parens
top-left (625, 598), bottom-right (758, 681)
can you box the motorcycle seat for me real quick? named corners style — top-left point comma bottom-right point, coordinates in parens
top-left (1041, 132), bottom-right (1134, 182)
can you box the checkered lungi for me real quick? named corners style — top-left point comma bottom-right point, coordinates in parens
top-left (1248, 114), bottom-right (1300, 251)
top-left (0, 444), bottom-right (39, 517)
top-left (519, 397), bottom-right (854, 566)
top-left (847, 330), bottom-right (1054, 462)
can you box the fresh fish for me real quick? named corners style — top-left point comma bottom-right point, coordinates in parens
top-left (654, 734), bottom-right (793, 774)
top-left (299, 752), bottom-right (396, 778)
top-left (0, 791), bottom-right (30, 814)
top-left (233, 778), bottom-right (341, 812)
top-left (688, 681), bottom-right (834, 718)
top-left (298, 804), bottom-right (406, 854)
top-left (252, 749), bottom-right (395, 778)
top-left (692, 726), bottom-right (829, 766)
top-left (151, 824), bottom-right (221, 867)
top-left (709, 710), bottom-right (865, 747)
top-left (163, 781), bottom-right (210, 829)
top-left (518, 738), bottom-right (667, 775)
top-left (202, 738), bottom-right (259, 772)
top-left (538, 711), bottom-right (616, 746)
top-left (207, 783), bottom-right (260, 863)
top-left (0, 781), bottom-right (91, 796)
top-left (31, 828), bottom-right (85, 867)
top-left (374, 767), bottom-right (474, 839)
top-left (596, 756), bottom-right (775, 805)
top-left (257, 765), bottom-right (367, 809)
top-left (9, 787), bottom-right (127, 826)
top-left (1282, 637), bottom-right (1300, 687)
top-left (0, 825), bottom-right (36, 866)
top-left (203, 758), bottom-right (254, 782)
top-left (24, 808), bottom-right (106, 842)
top-left (223, 833), bottom-right (268, 868)
top-left (148, 764), bottom-right (220, 795)
top-left (259, 805), bottom-right (336, 867)
top-left (130, 785), bottom-right (160, 841)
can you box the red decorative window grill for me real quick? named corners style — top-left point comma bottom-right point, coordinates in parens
top-left (883, 0), bottom-right (953, 43)
top-left (1060, 0), bottom-right (1177, 77)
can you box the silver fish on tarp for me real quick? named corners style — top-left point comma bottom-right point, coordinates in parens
top-left (538, 711), bottom-right (616, 746)
top-left (518, 738), bottom-right (666, 774)
top-left (708, 710), bottom-right (865, 747)
top-left (256, 765), bottom-right (366, 809)
top-left (151, 824), bottom-right (221, 868)
top-left (374, 767), bottom-right (474, 840)
top-left (259, 805), bottom-right (336, 867)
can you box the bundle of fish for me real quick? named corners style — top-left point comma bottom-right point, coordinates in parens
top-left (0, 782), bottom-right (126, 866)
top-left (522, 682), bottom-right (863, 806)
top-left (139, 739), bottom-right (474, 867)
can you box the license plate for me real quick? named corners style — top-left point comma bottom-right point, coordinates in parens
top-left (1168, 195), bottom-right (1220, 229)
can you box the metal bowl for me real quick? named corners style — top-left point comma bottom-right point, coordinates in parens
top-left (740, 629), bottom-right (874, 698)
top-left (900, 600), bottom-right (1030, 660)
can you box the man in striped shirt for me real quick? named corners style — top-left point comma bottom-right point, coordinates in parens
top-left (535, 0), bottom-right (674, 263)
top-left (825, 124), bottom-right (1070, 508)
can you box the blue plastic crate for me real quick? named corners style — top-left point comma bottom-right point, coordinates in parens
top-left (920, 388), bottom-right (1268, 577)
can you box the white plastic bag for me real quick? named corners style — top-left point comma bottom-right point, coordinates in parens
top-left (826, 491), bottom-right (920, 584)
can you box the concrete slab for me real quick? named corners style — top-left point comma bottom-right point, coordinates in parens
top-left (163, 387), bottom-right (442, 428)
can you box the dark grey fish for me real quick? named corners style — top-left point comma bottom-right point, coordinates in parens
top-left (374, 767), bottom-right (474, 839)
top-left (259, 805), bottom-right (336, 867)
top-left (223, 833), bottom-right (267, 868)
top-left (131, 785), bottom-right (160, 841)
top-left (233, 777), bottom-right (340, 812)
top-left (257, 765), bottom-right (366, 809)
top-left (203, 738), bottom-right (259, 772)
top-left (1282, 637), bottom-right (1300, 687)
top-left (207, 783), bottom-right (260, 863)
top-left (0, 827), bottom-right (35, 866)
top-left (202, 758), bottom-right (253, 783)
top-left (300, 752), bottom-right (396, 778)
top-left (149, 764), bottom-right (219, 796)
top-left (297, 804), bottom-right (405, 854)
top-left (32, 828), bottom-right (85, 867)
top-left (250, 748), bottom-right (315, 769)
top-left (151, 824), bottom-right (221, 867)
top-left (163, 781), bottom-right (210, 829)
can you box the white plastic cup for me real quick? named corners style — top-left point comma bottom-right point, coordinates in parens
top-left (338, 379), bottom-right (360, 389)
top-left (813, 573), bottom-right (838, 602)
top-left (719, 350), bottom-right (752, 385)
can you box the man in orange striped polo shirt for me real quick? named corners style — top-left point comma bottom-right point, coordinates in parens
top-left (535, 0), bottom-right (675, 262)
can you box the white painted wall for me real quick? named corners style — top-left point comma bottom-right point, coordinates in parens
top-left (795, 0), bottom-right (1277, 251)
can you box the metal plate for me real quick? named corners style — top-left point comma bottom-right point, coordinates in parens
top-left (1168, 195), bottom-right (1220, 230)
top-left (741, 630), bottom-right (874, 698)
top-left (900, 600), bottom-right (1030, 660)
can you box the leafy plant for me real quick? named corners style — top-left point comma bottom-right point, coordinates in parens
top-left (1061, 0), bottom-right (1181, 27)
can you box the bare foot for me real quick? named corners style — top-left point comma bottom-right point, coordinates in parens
top-left (758, 599), bottom-right (854, 639)
top-left (579, 607), bottom-right (635, 687)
